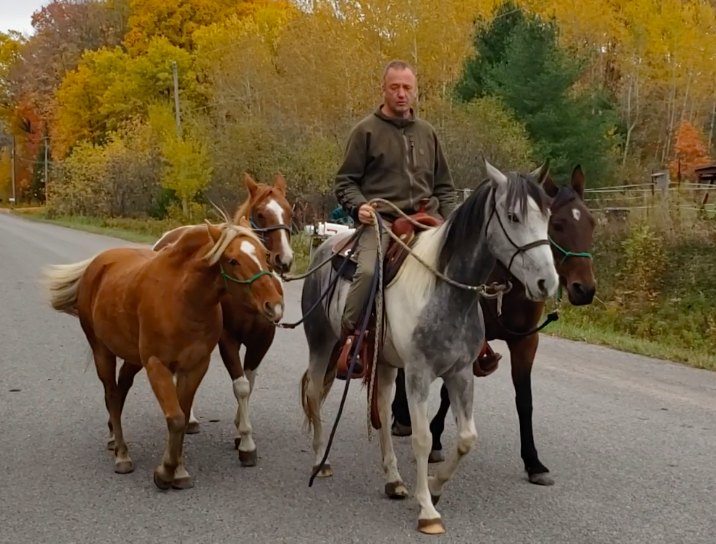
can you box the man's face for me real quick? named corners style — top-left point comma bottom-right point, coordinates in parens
top-left (382, 68), bottom-right (417, 116)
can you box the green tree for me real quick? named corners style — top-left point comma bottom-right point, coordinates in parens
top-left (455, 2), bottom-right (620, 182)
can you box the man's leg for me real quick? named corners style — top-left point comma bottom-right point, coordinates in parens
top-left (336, 224), bottom-right (391, 379)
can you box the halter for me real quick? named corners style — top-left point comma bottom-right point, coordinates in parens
top-left (486, 185), bottom-right (551, 273)
top-left (549, 237), bottom-right (593, 265)
top-left (249, 205), bottom-right (292, 245)
top-left (220, 263), bottom-right (274, 291)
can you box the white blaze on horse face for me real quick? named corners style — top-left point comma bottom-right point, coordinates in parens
top-left (266, 199), bottom-right (294, 265)
top-left (240, 240), bottom-right (264, 270)
top-left (572, 208), bottom-right (581, 221)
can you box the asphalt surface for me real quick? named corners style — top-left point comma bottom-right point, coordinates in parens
top-left (1, 210), bottom-right (715, 544)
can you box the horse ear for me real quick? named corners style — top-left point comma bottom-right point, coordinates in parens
top-left (273, 173), bottom-right (287, 195)
top-left (244, 173), bottom-right (259, 199)
top-left (484, 159), bottom-right (507, 187)
top-left (571, 165), bottom-right (585, 199)
top-left (542, 174), bottom-right (559, 198)
top-left (529, 159), bottom-right (550, 185)
top-left (204, 221), bottom-right (222, 243)
top-left (238, 215), bottom-right (250, 229)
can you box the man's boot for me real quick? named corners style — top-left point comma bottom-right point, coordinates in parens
top-left (335, 324), bottom-right (365, 381)
top-left (473, 341), bottom-right (501, 377)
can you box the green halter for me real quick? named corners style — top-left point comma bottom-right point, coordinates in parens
top-left (220, 263), bottom-right (273, 291)
top-left (549, 236), bottom-right (592, 302)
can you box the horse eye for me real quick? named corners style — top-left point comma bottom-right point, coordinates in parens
top-left (507, 212), bottom-right (520, 223)
top-left (552, 223), bottom-right (564, 233)
top-left (228, 259), bottom-right (239, 266)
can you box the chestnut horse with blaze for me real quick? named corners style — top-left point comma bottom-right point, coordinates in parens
top-left (153, 173), bottom-right (294, 466)
top-left (41, 218), bottom-right (284, 490)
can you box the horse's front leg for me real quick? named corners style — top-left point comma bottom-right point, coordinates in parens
top-left (376, 363), bottom-right (408, 498)
top-left (405, 366), bottom-right (445, 535)
top-left (428, 368), bottom-right (477, 504)
top-left (508, 333), bottom-right (553, 485)
top-left (172, 374), bottom-right (200, 434)
top-left (238, 329), bottom-right (275, 468)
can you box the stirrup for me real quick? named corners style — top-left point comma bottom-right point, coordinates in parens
top-left (335, 334), bottom-right (366, 380)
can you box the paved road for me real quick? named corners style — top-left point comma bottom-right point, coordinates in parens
top-left (1, 211), bottom-right (715, 544)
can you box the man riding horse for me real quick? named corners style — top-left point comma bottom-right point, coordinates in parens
top-left (332, 59), bottom-right (500, 380)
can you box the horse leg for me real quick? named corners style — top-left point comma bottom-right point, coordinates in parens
top-left (404, 367), bottom-right (444, 535)
top-left (390, 369), bottom-right (412, 437)
top-left (216, 331), bottom-right (252, 460)
top-left (144, 355), bottom-right (186, 490)
top-left (300, 345), bottom-right (337, 478)
top-left (237, 329), bottom-right (274, 467)
top-left (107, 360), bottom-right (142, 453)
top-left (172, 360), bottom-right (211, 490)
top-left (172, 373), bottom-right (200, 434)
top-left (377, 364), bottom-right (408, 499)
top-left (92, 344), bottom-right (133, 474)
top-left (428, 369), bottom-right (477, 506)
top-left (508, 334), bottom-right (553, 485)
top-left (428, 384), bottom-right (451, 463)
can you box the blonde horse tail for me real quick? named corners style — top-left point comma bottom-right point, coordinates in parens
top-left (41, 256), bottom-right (95, 316)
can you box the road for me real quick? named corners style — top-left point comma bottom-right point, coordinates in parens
top-left (1, 211), bottom-right (715, 544)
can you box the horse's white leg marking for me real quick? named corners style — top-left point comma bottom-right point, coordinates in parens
top-left (266, 199), bottom-right (294, 265)
top-left (428, 370), bottom-right (477, 501)
top-left (405, 367), bottom-right (442, 524)
top-left (233, 375), bottom-right (255, 453)
top-left (377, 363), bottom-right (407, 497)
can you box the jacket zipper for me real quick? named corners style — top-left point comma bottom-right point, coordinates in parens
top-left (402, 128), bottom-right (415, 210)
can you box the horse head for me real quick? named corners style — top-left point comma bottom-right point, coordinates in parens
top-left (203, 214), bottom-right (285, 324)
top-left (542, 165), bottom-right (596, 306)
top-left (482, 159), bottom-right (559, 302)
top-left (234, 173), bottom-right (294, 275)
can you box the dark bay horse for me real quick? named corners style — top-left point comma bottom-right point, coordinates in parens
top-left (153, 173), bottom-right (294, 466)
top-left (42, 219), bottom-right (284, 489)
top-left (391, 165), bottom-right (596, 486)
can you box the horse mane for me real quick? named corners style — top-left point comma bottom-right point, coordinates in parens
top-left (203, 223), bottom-right (264, 266)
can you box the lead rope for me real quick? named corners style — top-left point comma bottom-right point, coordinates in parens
top-left (366, 211), bottom-right (384, 440)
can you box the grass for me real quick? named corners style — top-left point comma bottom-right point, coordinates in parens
top-left (11, 206), bottom-right (716, 372)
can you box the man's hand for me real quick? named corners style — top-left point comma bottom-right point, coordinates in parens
top-left (358, 203), bottom-right (375, 224)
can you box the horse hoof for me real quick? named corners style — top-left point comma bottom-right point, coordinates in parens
top-left (385, 481), bottom-right (409, 499)
top-left (529, 472), bottom-right (554, 486)
top-left (239, 449), bottom-right (258, 467)
top-left (172, 476), bottom-right (194, 490)
top-left (428, 449), bottom-right (445, 463)
top-left (391, 421), bottom-right (412, 437)
top-left (114, 460), bottom-right (134, 474)
top-left (153, 469), bottom-right (173, 491)
top-left (418, 518), bottom-right (446, 535)
top-left (312, 463), bottom-right (333, 478)
top-left (186, 421), bottom-right (200, 435)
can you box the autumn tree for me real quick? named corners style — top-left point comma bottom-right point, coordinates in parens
top-left (669, 120), bottom-right (712, 181)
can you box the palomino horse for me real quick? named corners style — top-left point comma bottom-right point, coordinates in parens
top-left (153, 173), bottom-right (293, 466)
top-left (391, 164), bottom-right (596, 486)
top-left (299, 161), bottom-right (559, 534)
top-left (41, 217), bottom-right (284, 489)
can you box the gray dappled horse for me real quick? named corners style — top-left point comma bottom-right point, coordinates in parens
top-left (298, 161), bottom-right (558, 534)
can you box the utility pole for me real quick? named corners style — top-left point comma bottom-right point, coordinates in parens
top-left (44, 135), bottom-right (49, 204)
top-left (11, 135), bottom-right (15, 207)
top-left (172, 61), bottom-right (182, 138)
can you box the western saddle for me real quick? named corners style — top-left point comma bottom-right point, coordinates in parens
top-left (326, 200), bottom-right (502, 430)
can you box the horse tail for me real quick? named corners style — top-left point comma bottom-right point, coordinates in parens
top-left (41, 256), bottom-right (95, 316)
top-left (300, 363), bottom-right (336, 434)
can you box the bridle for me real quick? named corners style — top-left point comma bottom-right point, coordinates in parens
top-left (485, 183), bottom-right (551, 273)
top-left (247, 196), bottom-right (292, 247)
